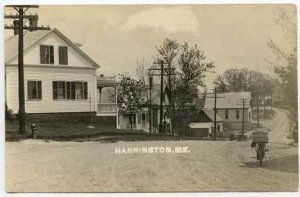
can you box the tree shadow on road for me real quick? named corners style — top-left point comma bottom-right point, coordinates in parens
top-left (241, 154), bottom-right (298, 174)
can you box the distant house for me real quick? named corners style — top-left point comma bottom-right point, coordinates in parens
top-left (189, 109), bottom-right (224, 137)
top-left (204, 92), bottom-right (252, 130)
top-left (117, 83), bottom-right (169, 133)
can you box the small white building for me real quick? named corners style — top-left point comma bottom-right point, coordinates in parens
top-left (117, 84), bottom-right (169, 133)
top-left (204, 92), bottom-right (252, 130)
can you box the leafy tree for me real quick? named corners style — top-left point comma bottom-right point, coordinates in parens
top-left (156, 39), bottom-right (179, 131)
top-left (213, 75), bottom-right (228, 93)
top-left (156, 38), bottom-right (179, 68)
top-left (267, 6), bottom-right (297, 129)
top-left (213, 68), bottom-right (279, 107)
top-left (117, 74), bottom-right (145, 113)
top-left (174, 42), bottom-right (215, 109)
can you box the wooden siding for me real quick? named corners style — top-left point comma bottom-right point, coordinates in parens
top-left (215, 108), bottom-right (251, 122)
top-left (8, 32), bottom-right (96, 68)
top-left (6, 65), bottom-right (97, 114)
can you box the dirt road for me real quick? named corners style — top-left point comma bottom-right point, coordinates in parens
top-left (6, 109), bottom-right (298, 192)
top-left (260, 108), bottom-right (291, 144)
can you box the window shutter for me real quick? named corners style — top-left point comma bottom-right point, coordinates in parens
top-left (71, 82), bottom-right (75, 100)
top-left (49, 46), bottom-right (54, 64)
top-left (59, 47), bottom-right (62, 64)
top-left (64, 47), bottom-right (68, 65)
top-left (37, 81), bottom-right (42, 99)
top-left (53, 81), bottom-right (58, 100)
top-left (59, 46), bottom-right (68, 65)
top-left (84, 82), bottom-right (88, 99)
top-left (27, 81), bottom-right (32, 100)
top-left (40, 45), bottom-right (45, 64)
top-left (66, 81), bottom-right (71, 99)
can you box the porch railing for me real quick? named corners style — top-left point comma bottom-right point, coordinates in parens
top-left (97, 103), bottom-right (117, 114)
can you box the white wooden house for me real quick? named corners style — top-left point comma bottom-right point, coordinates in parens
top-left (5, 28), bottom-right (100, 121)
top-left (204, 92), bottom-right (252, 130)
top-left (117, 84), bottom-right (170, 133)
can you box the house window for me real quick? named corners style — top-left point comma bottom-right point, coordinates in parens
top-left (40, 45), bottom-right (54, 64)
top-left (225, 109), bottom-right (229, 119)
top-left (53, 81), bottom-right (88, 100)
top-left (59, 46), bottom-right (68, 65)
top-left (74, 82), bottom-right (84, 99)
top-left (236, 109), bottom-right (240, 119)
top-left (28, 80), bottom-right (42, 100)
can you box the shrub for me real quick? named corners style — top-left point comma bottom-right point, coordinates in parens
top-left (5, 104), bottom-right (15, 121)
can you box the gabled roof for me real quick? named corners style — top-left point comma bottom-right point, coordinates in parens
top-left (97, 76), bottom-right (119, 87)
top-left (202, 109), bottom-right (223, 122)
top-left (5, 28), bottom-right (100, 68)
top-left (204, 92), bottom-right (251, 109)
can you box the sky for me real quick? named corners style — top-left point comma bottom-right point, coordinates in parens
top-left (4, 4), bottom-right (297, 89)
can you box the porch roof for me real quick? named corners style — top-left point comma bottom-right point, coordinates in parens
top-left (97, 76), bottom-right (119, 87)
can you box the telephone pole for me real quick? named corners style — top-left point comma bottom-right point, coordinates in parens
top-left (167, 62), bottom-right (174, 134)
top-left (214, 88), bottom-right (217, 140)
top-left (242, 99), bottom-right (245, 136)
top-left (5, 5), bottom-right (50, 134)
top-left (159, 61), bottom-right (164, 133)
top-left (205, 89), bottom-right (225, 140)
top-left (237, 97), bottom-right (250, 137)
top-left (149, 76), bottom-right (153, 133)
top-left (256, 57), bottom-right (260, 128)
top-left (148, 60), bottom-right (175, 133)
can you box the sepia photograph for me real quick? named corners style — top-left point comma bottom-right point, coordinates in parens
top-left (3, 2), bottom-right (299, 193)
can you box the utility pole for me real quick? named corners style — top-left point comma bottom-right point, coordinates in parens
top-left (205, 89), bottom-right (225, 140)
top-left (256, 57), bottom-right (260, 128)
top-left (5, 5), bottom-right (50, 134)
top-left (242, 99), bottom-right (245, 136)
top-left (148, 61), bottom-right (175, 134)
top-left (159, 61), bottom-right (164, 133)
top-left (237, 98), bottom-right (249, 137)
top-left (264, 95), bottom-right (266, 119)
top-left (167, 62), bottom-right (174, 134)
top-left (149, 76), bottom-right (153, 133)
top-left (18, 6), bottom-right (25, 135)
top-left (257, 97), bottom-right (260, 127)
top-left (214, 87), bottom-right (217, 140)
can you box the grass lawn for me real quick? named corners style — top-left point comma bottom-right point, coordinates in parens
top-left (5, 120), bottom-right (136, 138)
top-left (5, 120), bottom-right (192, 141)
top-left (5, 120), bottom-right (223, 142)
